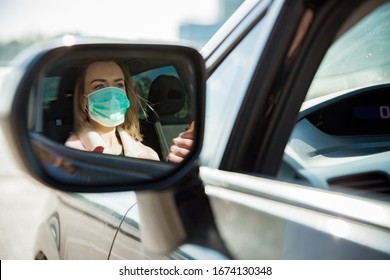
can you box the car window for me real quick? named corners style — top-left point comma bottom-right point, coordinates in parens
top-left (200, 20), bottom-right (265, 167)
top-left (42, 77), bottom-right (61, 109)
top-left (280, 2), bottom-right (390, 201)
top-left (307, 2), bottom-right (390, 101)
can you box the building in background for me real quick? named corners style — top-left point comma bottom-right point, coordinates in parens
top-left (179, 0), bottom-right (244, 49)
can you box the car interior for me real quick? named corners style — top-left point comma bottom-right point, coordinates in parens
top-left (40, 58), bottom-right (193, 162)
top-left (280, 84), bottom-right (390, 201)
top-left (277, 2), bottom-right (390, 202)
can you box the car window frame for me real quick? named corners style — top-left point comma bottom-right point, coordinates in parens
top-left (218, 0), bottom-right (374, 176)
top-left (200, 15), bottom-right (268, 168)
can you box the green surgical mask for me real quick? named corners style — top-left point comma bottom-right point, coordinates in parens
top-left (87, 87), bottom-right (130, 127)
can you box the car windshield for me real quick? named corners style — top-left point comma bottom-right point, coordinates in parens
top-left (306, 2), bottom-right (390, 101)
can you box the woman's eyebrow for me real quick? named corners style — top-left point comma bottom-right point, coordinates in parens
top-left (90, 78), bottom-right (124, 84)
top-left (90, 79), bottom-right (106, 84)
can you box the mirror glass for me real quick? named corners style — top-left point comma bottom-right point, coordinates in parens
top-left (25, 44), bottom-right (203, 190)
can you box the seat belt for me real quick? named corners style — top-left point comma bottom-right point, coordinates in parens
top-left (154, 121), bottom-right (170, 161)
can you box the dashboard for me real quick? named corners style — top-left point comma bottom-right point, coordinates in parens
top-left (283, 84), bottom-right (390, 201)
top-left (306, 87), bottom-right (390, 136)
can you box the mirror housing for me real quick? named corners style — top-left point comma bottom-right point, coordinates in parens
top-left (5, 37), bottom-right (206, 192)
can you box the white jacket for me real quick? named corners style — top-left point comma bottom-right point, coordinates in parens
top-left (65, 127), bottom-right (159, 161)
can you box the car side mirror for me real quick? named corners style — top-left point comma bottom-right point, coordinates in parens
top-left (4, 38), bottom-right (205, 192)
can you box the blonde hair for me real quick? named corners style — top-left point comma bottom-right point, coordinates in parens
top-left (73, 59), bottom-right (143, 141)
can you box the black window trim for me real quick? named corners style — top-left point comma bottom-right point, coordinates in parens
top-left (219, 0), bottom-right (372, 176)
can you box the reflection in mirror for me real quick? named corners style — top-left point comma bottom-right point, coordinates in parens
top-left (26, 45), bottom-right (200, 189)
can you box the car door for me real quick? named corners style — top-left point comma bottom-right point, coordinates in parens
top-left (109, 0), bottom-right (271, 260)
top-left (6, 0), bottom-right (388, 260)
top-left (109, 0), bottom-right (389, 259)
top-left (199, 0), bottom-right (390, 259)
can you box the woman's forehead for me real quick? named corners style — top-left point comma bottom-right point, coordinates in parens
top-left (85, 61), bottom-right (124, 80)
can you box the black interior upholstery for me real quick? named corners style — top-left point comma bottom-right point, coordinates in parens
top-left (148, 75), bottom-right (186, 122)
top-left (145, 75), bottom-right (191, 160)
top-left (43, 68), bottom-right (78, 143)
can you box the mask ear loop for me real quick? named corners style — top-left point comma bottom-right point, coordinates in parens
top-left (84, 107), bottom-right (90, 122)
top-left (82, 94), bottom-right (90, 122)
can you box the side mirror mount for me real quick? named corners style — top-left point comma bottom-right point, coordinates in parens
top-left (5, 38), bottom-right (206, 193)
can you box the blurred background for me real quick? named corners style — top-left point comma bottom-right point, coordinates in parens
top-left (0, 0), bottom-right (245, 66)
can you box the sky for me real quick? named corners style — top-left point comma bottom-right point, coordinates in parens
top-left (0, 0), bottom-right (219, 43)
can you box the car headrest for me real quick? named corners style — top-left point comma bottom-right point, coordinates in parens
top-left (43, 67), bottom-right (78, 143)
top-left (58, 67), bottom-right (78, 99)
top-left (148, 75), bottom-right (185, 116)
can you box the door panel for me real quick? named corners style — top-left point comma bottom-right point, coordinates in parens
top-left (56, 192), bottom-right (136, 259)
top-left (201, 167), bottom-right (390, 259)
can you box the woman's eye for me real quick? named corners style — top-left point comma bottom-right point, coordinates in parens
top-left (94, 84), bottom-right (105, 90)
top-left (116, 83), bottom-right (125, 89)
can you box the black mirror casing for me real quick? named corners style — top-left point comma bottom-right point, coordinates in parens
top-left (8, 37), bottom-right (206, 192)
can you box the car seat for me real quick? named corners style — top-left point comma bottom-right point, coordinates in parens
top-left (143, 75), bottom-right (191, 160)
top-left (42, 68), bottom-right (77, 143)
